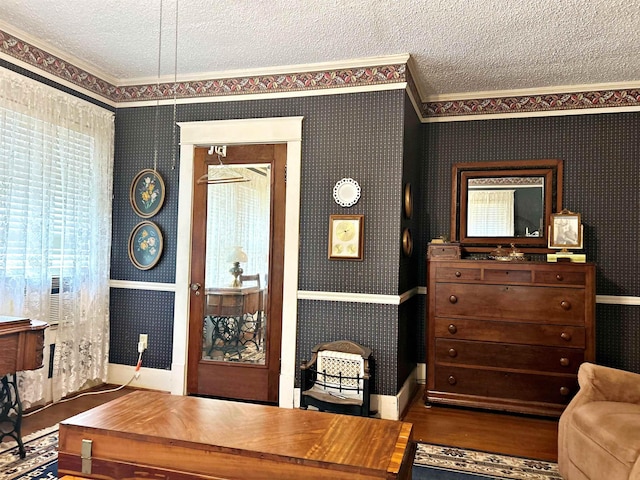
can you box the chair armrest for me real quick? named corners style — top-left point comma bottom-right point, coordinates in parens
top-left (559, 362), bottom-right (640, 475)
top-left (577, 362), bottom-right (640, 404)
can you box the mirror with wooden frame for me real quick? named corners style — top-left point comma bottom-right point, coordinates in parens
top-left (451, 159), bottom-right (563, 252)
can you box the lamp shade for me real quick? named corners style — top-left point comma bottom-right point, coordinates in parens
top-left (227, 246), bottom-right (248, 263)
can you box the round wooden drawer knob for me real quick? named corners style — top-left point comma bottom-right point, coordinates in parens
top-left (448, 375), bottom-right (457, 385)
top-left (448, 348), bottom-right (457, 358)
top-left (455, 271), bottom-right (462, 277)
top-left (560, 332), bottom-right (572, 341)
top-left (560, 300), bottom-right (571, 310)
top-left (449, 295), bottom-right (458, 304)
top-left (556, 274), bottom-right (564, 281)
top-left (448, 324), bottom-right (458, 334)
top-left (560, 386), bottom-right (570, 396)
top-left (560, 357), bottom-right (570, 367)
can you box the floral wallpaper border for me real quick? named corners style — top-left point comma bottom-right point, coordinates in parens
top-left (2, 27), bottom-right (639, 117)
top-left (424, 89), bottom-right (640, 117)
top-left (0, 28), bottom-right (406, 102)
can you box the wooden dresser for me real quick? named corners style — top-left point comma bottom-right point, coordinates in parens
top-left (425, 259), bottom-right (595, 416)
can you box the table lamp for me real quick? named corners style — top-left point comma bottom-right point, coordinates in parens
top-left (227, 246), bottom-right (248, 287)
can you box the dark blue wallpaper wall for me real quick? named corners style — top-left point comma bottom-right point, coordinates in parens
top-left (10, 52), bottom-right (637, 387)
top-left (110, 89), bottom-right (417, 395)
top-left (420, 111), bottom-right (640, 373)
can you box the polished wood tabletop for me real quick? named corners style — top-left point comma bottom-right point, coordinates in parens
top-left (59, 390), bottom-right (414, 480)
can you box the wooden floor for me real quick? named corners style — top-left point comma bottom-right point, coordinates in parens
top-left (403, 386), bottom-right (558, 462)
top-left (21, 383), bottom-right (558, 463)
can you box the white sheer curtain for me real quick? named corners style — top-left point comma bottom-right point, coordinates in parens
top-left (205, 167), bottom-right (270, 289)
top-left (467, 189), bottom-right (515, 237)
top-left (0, 67), bottom-right (114, 407)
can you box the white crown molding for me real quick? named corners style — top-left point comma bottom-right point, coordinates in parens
top-left (405, 55), bottom-right (428, 101)
top-left (0, 20), bottom-right (120, 86)
top-left (3, 23), bottom-right (639, 122)
top-left (122, 54), bottom-right (411, 86)
top-left (0, 51), bottom-right (118, 109)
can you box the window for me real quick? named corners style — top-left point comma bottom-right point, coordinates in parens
top-left (0, 67), bottom-right (114, 405)
top-left (467, 189), bottom-right (515, 237)
top-left (1, 109), bottom-right (95, 279)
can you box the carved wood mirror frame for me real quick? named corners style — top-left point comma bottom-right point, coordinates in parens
top-left (451, 159), bottom-right (563, 252)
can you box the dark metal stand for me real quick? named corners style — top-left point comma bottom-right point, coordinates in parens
top-left (0, 374), bottom-right (25, 458)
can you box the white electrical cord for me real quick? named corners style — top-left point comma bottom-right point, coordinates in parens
top-left (22, 351), bottom-right (143, 418)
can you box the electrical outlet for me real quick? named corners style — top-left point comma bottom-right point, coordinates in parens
top-left (139, 334), bottom-right (148, 351)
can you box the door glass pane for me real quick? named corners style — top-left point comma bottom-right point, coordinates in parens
top-left (202, 165), bottom-right (270, 365)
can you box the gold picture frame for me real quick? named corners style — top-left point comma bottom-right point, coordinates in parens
top-left (328, 214), bottom-right (364, 260)
top-left (549, 210), bottom-right (583, 249)
top-left (403, 183), bottom-right (413, 219)
top-left (402, 227), bottom-right (413, 257)
top-left (128, 221), bottom-right (164, 270)
top-left (130, 169), bottom-right (166, 218)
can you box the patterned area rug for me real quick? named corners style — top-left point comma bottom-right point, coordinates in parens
top-left (413, 443), bottom-right (562, 479)
top-left (0, 425), bottom-right (58, 480)
top-left (0, 425), bottom-right (562, 480)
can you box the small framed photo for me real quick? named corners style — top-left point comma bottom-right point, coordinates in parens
top-left (549, 211), bottom-right (582, 249)
top-left (328, 214), bottom-right (364, 260)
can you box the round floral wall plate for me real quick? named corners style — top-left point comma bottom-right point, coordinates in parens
top-left (128, 221), bottom-right (163, 270)
top-left (333, 178), bottom-right (361, 207)
top-left (130, 169), bottom-right (165, 218)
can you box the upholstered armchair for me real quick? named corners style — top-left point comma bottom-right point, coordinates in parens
top-left (558, 362), bottom-right (640, 479)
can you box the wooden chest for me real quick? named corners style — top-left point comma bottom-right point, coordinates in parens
top-left (58, 391), bottom-right (415, 480)
top-left (425, 259), bottom-right (595, 416)
top-left (427, 243), bottom-right (461, 260)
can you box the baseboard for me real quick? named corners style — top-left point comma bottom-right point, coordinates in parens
top-left (417, 362), bottom-right (426, 384)
top-left (397, 368), bottom-right (419, 419)
top-left (108, 362), bottom-right (422, 421)
top-left (107, 363), bottom-right (173, 392)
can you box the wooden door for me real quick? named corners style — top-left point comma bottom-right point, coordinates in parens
top-left (186, 144), bottom-right (286, 403)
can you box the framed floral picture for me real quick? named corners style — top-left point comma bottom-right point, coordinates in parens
top-left (128, 221), bottom-right (163, 270)
top-left (130, 169), bottom-right (165, 218)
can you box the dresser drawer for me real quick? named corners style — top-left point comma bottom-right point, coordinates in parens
top-left (434, 317), bottom-right (585, 348)
top-left (434, 267), bottom-right (481, 282)
top-left (434, 283), bottom-right (586, 324)
top-left (435, 338), bottom-right (584, 373)
top-left (534, 270), bottom-right (587, 286)
top-left (483, 268), bottom-right (532, 283)
top-left (433, 366), bottom-right (579, 405)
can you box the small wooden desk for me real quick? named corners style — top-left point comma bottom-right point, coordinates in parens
top-left (58, 391), bottom-right (415, 480)
top-left (0, 316), bottom-right (47, 377)
top-left (0, 316), bottom-right (48, 458)
top-left (205, 285), bottom-right (261, 317)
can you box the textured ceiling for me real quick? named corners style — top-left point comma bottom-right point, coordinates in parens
top-left (1, 0), bottom-right (639, 100)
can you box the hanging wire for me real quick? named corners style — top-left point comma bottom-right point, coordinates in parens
top-left (153, 0), bottom-right (164, 174)
top-left (171, 0), bottom-right (178, 171)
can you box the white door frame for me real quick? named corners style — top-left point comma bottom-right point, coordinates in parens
top-left (171, 117), bottom-right (303, 408)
